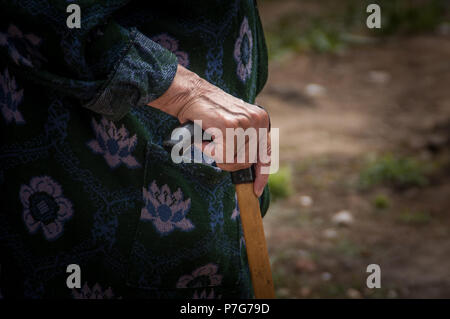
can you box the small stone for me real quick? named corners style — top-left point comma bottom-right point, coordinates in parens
top-left (333, 210), bottom-right (353, 226)
top-left (305, 83), bottom-right (326, 97)
top-left (368, 70), bottom-right (391, 84)
top-left (387, 290), bottom-right (398, 299)
top-left (332, 210), bottom-right (354, 226)
top-left (276, 288), bottom-right (291, 298)
top-left (321, 272), bottom-right (332, 281)
top-left (300, 287), bottom-right (311, 297)
top-left (296, 249), bottom-right (310, 258)
top-left (437, 22), bottom-right (450, 35)
top-left (294, 258), bottom-right (316, 272)
top-left (299, 195), bottom-right (313, 207)
top-left (323, 228), bottom-right (338, 239)
top-left (347, 288), bottom-right (362, 299)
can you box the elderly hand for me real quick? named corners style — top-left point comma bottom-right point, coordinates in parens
top-left (150, 65), bottom-right (271, 197)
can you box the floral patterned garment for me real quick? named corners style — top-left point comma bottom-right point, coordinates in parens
top-left (0, 0), bottom-right (270, 299)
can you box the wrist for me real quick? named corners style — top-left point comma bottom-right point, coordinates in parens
top-left (149, 64), bottom-right (202, 119)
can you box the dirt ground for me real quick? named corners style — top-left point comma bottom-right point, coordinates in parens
top-left (257, 2), bottom-right (450, 298)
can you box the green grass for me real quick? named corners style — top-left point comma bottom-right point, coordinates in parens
top-left (316, 282), bottom-right (349, 298)
top-left (369, 0), bottom-right (448, 35)
top-left (263, 0), bottom-right (449, 60)
top-left (359, 154), bottom-right (430, 189)
top-left (339, 0), bottom-right (448, 35)
top-left (373, 194), bottom-right (390, 210)
top-left (335, 239), bottom-right (363, 257)
top-left (397, 210), bottom-right (432, 225)
top-left (266, 22), bottom-right (345, 59)
top-left (268, 166), bottom-right (294, 201)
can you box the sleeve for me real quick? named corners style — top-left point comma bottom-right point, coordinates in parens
top-left (83, 24), bottom-right (178, 120)
top-left (0, 0), bottom-right (178, 121)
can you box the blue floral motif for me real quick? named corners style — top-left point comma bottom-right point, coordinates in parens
top-left (193, 288), bottom-right (221, 299)
top-left (233, 17), bottom-right (253, 82)
top-left (176, 263), bottom-right (223, 288)
top-left (152, 33), bottom-right (189, 68)
top-left (140, 181), bottom-right (193, 235)
top-left (87, 117), bottom-right (140, 169)
top-left (72, 282), bottom-right (117, 299)
top-left (19, 176), bottom-right (73, 241)
top-left (0, 68), bottom-right (25, 124)
top-left (0, 24), bottom-right (45, 67)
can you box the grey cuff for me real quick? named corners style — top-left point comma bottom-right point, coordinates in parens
top-left (83, 29), bottom-right (178, 121)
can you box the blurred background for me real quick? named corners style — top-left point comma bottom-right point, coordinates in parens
top-left (256, 0), bottom-right (450, 298)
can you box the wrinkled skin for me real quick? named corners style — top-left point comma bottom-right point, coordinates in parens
top-left (150, 65), bottom-right (271, 196)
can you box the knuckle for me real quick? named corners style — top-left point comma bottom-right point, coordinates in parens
top-left (252, 108), bottom-right (268, 128)
top-left (234, 117), bottom-right (245, 128)
top-left (240, 117), bottom-right (251, 128)
top-left (260, 110), bottom-right (269, 128)
top-left (224, 118), bottom-right (238, 129)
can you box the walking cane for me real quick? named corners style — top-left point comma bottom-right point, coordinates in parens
top-left (163, 122), bottom-right (275, 299)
